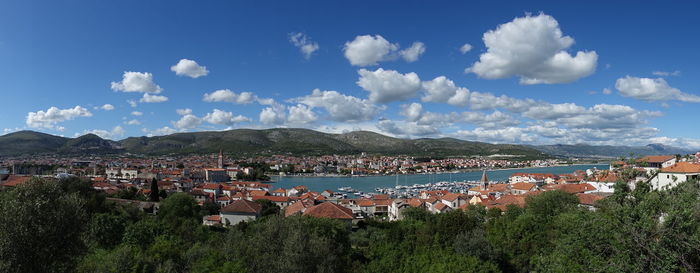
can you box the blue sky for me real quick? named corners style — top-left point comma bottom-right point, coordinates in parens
top-left (1, 0), bottom-right (699, 148)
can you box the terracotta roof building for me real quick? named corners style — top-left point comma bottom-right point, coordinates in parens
top-left (303, 202), bottom-right (353, 221)
top-left (219, 199), bottom-right (262, 226)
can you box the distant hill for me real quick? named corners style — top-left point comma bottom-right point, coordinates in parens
top-left (0, 129), bottom-right (546, 158)
top-left (119, 128), bottom-right (547, 158)
top-left (0, 131), bottom-right (123, 156)
top-left (3, 129), bottom-right (694, 159)
top-left (532, 143), bottom-right (697, 158)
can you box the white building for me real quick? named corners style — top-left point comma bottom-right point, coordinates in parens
top-left (219, 199), bottom-right (262, 226)
top-left (637, 155), bottom-right (676, 174)
top-left (648, 162), bottom-right (700, 190)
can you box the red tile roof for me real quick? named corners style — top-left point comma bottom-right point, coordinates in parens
top-left (249, 190), bottom-right (268, 197)
top-left (441, 193), bottom-right (463, 202)
top-left (252, 195), bottom-right (290, 203)
top-left (284, 200), bottom-right (310, 217)
top-left (1, 175), bottom-right (31, 187)
top-left (576, 193), bottom-right (604, 206)
top-left (511, 182), bottom-right (536, 191)
top-left (661, 162), bottom-right (700, 173)
top-left (220, 199), bottom-right (262, 214)
top-left (357, 199), bottom-right (375, 207)
top-left (303, 202), bottom-right (353, 220)
top-left (205, 215), bottom-right (221, 221)
top-left (407, 198), bottom-right (424, 207)
top-left (434, 202), bottom-right (449, 211)
top-left (638, 155), bottom-right (675, 163)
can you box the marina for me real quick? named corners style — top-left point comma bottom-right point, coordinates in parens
top-left (270, 164), bottom-right (608, 195)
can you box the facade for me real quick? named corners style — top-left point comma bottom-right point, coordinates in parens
top-left (637, 155), bottom-right (677, 174)
top-left (649, 162), bottom-right (700, 190)
top-left (219, 199), bottom-right (262, 226)
top-left (204, 168), bottom-right (228, 182)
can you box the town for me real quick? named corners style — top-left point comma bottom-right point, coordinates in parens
top-left (2, 151), bottom-right (699, 227)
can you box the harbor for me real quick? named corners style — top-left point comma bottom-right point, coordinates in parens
top-left (270, 164), bottom-right (608, 195)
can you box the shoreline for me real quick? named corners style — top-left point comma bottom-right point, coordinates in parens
top-left (272, 163), bottom-right (609, 179)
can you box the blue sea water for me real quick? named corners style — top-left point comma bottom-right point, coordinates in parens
top-left (269, 164), bottom-right (608, 193)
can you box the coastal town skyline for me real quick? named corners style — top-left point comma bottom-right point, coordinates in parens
top-left (2, 1), bottom-right (700, 149)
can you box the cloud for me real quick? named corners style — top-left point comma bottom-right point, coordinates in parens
top-left (523, 103), bottom-right (661, 129)
top-left (176, 108), bottom-right (192, 115)
top-left (125, 119), bottom-right (141, 125)
top-left (400, 103), bottom-right (423, 122)
top-left (140, 93), bottom-right (169, 103)
top-left (460, 43), bottom-right (472, 54)
top-left (259, 104), bottom-right (287, 125)
top-left (602, 88), bottom-right (612, 95)
top-left (77, 126), bottom-right (125, 140)
top-left (343, 35), bottom-right (399, 66)
top-left (652, 70), bottom-right (680, 77)
top-left (170, 59), bottom-right (209, 78)
top-left (377, 120), bottom-right (440, 138)
top-left (287, 104), bottom-right (318, 125)
top-left (173, 113), bottom-right (202, 130)
top-left (127, 100), bottom-right (138, 107)
top-left (421, 76), bottom-right (471, 106)
top-left (615, 76), bottom-right (700, 103)
top-left (357, 68), bottom-right (421, 103)
top-left (26, 106), bottom-right (92, 129)
top-left (202, 89), bottom-right (272, 105)
top-left (2, 128), bottom-right (21, 136)
top-left (203, 109), bottom-right (251, 125)
top-left (293, 89), bottom-right (384, 122)
top-left (399, 42), bottom-right (426, 62)
top-left (467, 13), bottom-right (597, 84)
top-left (289, 32), bottom-right (319, 59)
top-left (143, 126), bottom-right (177, 137)
top-left (422, 75), bottom-right (537, 111)
top-left (450, 110), bottom-right (520, 128)
top-left (100, 104), bottom-right (115, 111)
top-left (131, 111), bottom-right (143, 116)
top-left (453, 127), bottom-right (536, 143)
top-left (111, 71), bottom-right (162, 93)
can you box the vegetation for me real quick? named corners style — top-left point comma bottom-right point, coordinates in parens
top-left (1, 177), bottom-right (699, 273)
top-left (0, 128), bottom-right (546, 158)
top-left (533, 143), bottom-right (695, 158)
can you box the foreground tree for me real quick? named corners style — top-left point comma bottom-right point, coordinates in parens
top-left (150, 178), bottom-right (160, 202)
top-left (0, 178), bottom-right (88, 273)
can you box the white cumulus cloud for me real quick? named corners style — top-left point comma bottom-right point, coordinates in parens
top-left (294, 89), bottom-right (384, 122)
top-left (400, 103), bottom-right (423, 122)
top-left (467, 13), bottom-right (597, 84)
top-left (460, 43), bottom-right (472, 54)
top-left (343, 35), bottom-right (399, 66)
top-left (111, 71), bottom-right (163, 93)
top-left (170, 59), bottom-right (209, 78)
top-left (357, 68), bottom-right (421, 103)
top-left (259, 104), bottom-right (288, 125)
top-left (125, 119), bottom-right (141, 125)
top-left (399, 42), bottom-right (426, 62)
top-left (78, 126), bottom-right (125, 140)
top-left (203, 109), bottom-right (251, 125)
top-left (26, 106), bottom-right (92, 129)
top-left (100, 104), bottom-right (115, 111)
top-left (289, 32), bottom-right (320, 59)
top-left (202, 89), bottom-right (272, 105)
top-left (287, 104), bottom-right (318, 125)
top-left (615, 76), bottom-right (700, 103)
top-left (140, 93), bottom-right (169, 103)
top-left (143, 126), bottom-right (177, 137)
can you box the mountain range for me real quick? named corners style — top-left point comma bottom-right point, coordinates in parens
top-left (0, 129), bottom-right (695, 159)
